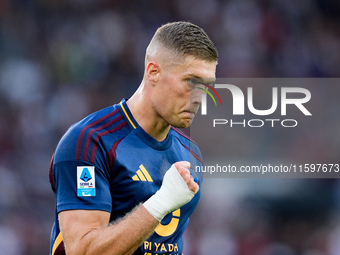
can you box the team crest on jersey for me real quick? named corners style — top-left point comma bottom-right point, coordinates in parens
top-left (77, 166), bottom-right (96, 196)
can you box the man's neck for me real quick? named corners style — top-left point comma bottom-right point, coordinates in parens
top-left (126, 89), bottom-right (170, 142)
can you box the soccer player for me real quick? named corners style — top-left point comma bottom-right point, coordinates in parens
top-left (49, 21), bottom-right (218, 255)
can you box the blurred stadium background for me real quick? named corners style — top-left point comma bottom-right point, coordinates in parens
top-left (0, 0), bottom-right (340, 254)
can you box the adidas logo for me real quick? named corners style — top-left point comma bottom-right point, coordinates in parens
top-left (132, 165), bottom-right (153, 182)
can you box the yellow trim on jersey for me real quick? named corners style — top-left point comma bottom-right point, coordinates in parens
top-left (120, 102), bottom-right (136, 129)
top-left (52, 232), bottom-right (63, 255)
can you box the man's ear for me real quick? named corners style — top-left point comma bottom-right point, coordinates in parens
top-left (146, 61), bottom-right (161, 83)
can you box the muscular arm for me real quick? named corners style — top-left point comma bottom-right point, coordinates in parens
top-left (59, 205), bottom-right (158, 255)
top-left (58, 161), bottom-right (199, 255)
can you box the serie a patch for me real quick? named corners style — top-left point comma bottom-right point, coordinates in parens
top-left (77, 166), bottom-right (96, 197)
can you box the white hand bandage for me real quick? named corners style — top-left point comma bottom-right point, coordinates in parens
top-left (143, 163), bottom-right (195, 221)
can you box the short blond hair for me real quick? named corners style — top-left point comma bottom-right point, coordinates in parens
top-left (149, 21), bottom-right (218, 62)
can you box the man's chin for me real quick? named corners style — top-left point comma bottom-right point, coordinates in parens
top-left (172, 118), bottom-right (194, 129)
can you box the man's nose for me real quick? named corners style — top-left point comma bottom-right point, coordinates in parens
top-left (190, 89), bottom-right (205, 105)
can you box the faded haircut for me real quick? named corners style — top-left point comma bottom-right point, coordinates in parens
top-left (149, 21), bottom-right (218, 62)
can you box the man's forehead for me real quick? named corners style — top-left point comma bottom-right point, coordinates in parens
top-left (182, 57), bottom-right (216, 74)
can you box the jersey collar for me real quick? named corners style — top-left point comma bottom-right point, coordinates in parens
top-left (119, 98), bottom-right (172, 150)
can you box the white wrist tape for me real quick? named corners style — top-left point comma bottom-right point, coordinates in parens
top-left (143, 163), bottom-right (195, 221)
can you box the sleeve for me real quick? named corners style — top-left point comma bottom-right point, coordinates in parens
top-left (53, 160), bottom-right (112, 213)
top-left (52, 124), bottom-right (112, 214)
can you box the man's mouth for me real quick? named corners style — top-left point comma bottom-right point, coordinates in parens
top-left (182, 110), bottom-right (196, 119)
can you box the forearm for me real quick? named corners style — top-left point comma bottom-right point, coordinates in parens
top-left (61, 205), bottom-right (159, 255)
top-left (59, 162), bottom-right (199, 255)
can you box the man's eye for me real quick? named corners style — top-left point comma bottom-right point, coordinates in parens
top-left (188, 80), bottom-right (202, 91)
top-left (189, 78), bottom-right (199, 85)
top-left (189, 79), bottom-right (198, 90)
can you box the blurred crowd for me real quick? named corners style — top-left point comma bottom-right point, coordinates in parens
top-left (0, 0), bottom-right (340, 254)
